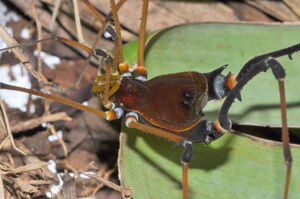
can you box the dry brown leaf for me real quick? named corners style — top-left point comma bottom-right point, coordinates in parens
top-left (14, 176), bottom-right (39, 194)
top-left (11, 112), bottom-right (71, 133)
top-left (154, 0), bottom-right (239, 24)
top-left (1, 162), bottom-right (49, 175)
top-left (228, 1), bottom-right (272, 22)
top-left (246, 0), bottom-right (300, 21)
top-left (28, 180), bottom-right (52, 185)
top-left (96, 0), bottom-right (239, 34)
top-left (283, 0), bottom-right (300, 17)
top-left (23, 131), bottom-right (52, 156)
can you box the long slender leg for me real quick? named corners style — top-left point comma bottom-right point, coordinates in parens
top-left (75, 0), bottom-right (107, 89)
top-left (110, 0), bottom-right (124, 64)
top-left (0, 35), bottom-right (96, 57)
top-left (181, 141), bottom-right (193, 199)
top-left (125, 0), bottom-right (149, 80)
top-left (0, 82), bottom-right (186, 146)
top-left (56, 37), bottom-right (95, 54)
top-left (100, 0), bottom-right (125, 108)
top-left (126, 117), bottom-right (225, 199)
top-left (81, 0), bottom-right (106, 25)
top-left (182, 164), bottom-right (188, 199)
top-left (80, 0), bottom-right (128, 110)
top-left (0, 83), bottom-right (108, 119)
top-left (1, 81), bottom-right (185, 143)
top-left (137, 0), bottom-right (149, 69)
top-left (58, 0), bottom-right (126, 97)
top-left (270, 59), bottom-right (293, 199)
top-left (82, 0), bottom-right (127, 28)
top-left (76, 0), bottom-right (127, 89)
top-left (125, 115), bottom-right (184, 143)
top-left (279, 80), bottom-right (292, 199)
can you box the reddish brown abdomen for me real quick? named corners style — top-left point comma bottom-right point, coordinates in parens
top-left (114, 72), bottom-right (208, 132)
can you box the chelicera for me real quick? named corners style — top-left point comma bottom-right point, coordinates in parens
top-left (0, 0), bottom-right (298, 199)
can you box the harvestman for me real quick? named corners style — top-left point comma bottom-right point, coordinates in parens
top-left (0, 0), bottom-right (298, 198)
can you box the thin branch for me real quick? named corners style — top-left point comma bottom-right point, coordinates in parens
top-left (0, 162), bottom-right (49, 175)
top-left (72, 0), bottom-right (84, 43)
top-left (85, 173), bottom-right (133, 197)
top-left (0, 100), bottom-right (26, 156)
top-left (91, 167), bottom-right (116, 196)
top-left (50, 0), bottom-right (62, 30)
top-left (0, 24), bottom-right (47, 82)
top-left (32, 0), bottom-right (43, 76)
top-left (11, 112), bottom-right (71, 133)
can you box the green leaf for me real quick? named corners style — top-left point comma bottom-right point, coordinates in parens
top-left (120, 23), bottom-right (300, 199)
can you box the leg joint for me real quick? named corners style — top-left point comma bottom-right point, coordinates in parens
top-left (266, 58), bottom-right (286, 80)
top-left (181, 140), bottom-right (193, 164)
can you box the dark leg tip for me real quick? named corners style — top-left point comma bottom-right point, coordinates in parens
top-left (181, 141), bottom-right (193, 164)
top-left (105, 25), bottom-right (117, 41)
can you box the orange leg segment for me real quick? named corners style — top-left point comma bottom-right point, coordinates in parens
top-left (182, 163), bottom-right (189, 199)
top-left (278, 80), bottom-right (292, 199)
top-left (81, 0), bottom-right (105, 25)
top-left (56, 37), bottom-right (94, 54)
top-left (0, 83), bottom-right (107, 119)
top-left (110, 0), bottom-right (124, 63)
top-left (125, 116), bottom-right (184, 143)
top-left (137, 0), bottom-right (149, 67)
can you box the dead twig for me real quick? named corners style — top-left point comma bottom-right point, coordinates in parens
top-left (28, 180), bottom-right (52, 185)
top-left (50, 0), bottom-right (63, 30)
top-left (0, 24), bottom-right (47, 83)
top-left (0, 99), bottom-right (26, 156)
top-left (72, 0), bottom-right (84, 43)
top-left (85, 173), bottom-right (133, 198)
top-left (0, 137), bottom-right (9, 151)
top-left (0, 162), bottom-right (49, 175)
top-left (32, 0), bottom-right (43, 76)
top-left (11, 112), bottom-right (71, 133)
top-left (91, 167), bottom-right (116, 196)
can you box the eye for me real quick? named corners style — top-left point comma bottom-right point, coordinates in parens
top-left (183, 92), bottom-right (192, 99)
top-left (181, 100), bottom-right (190, 109)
